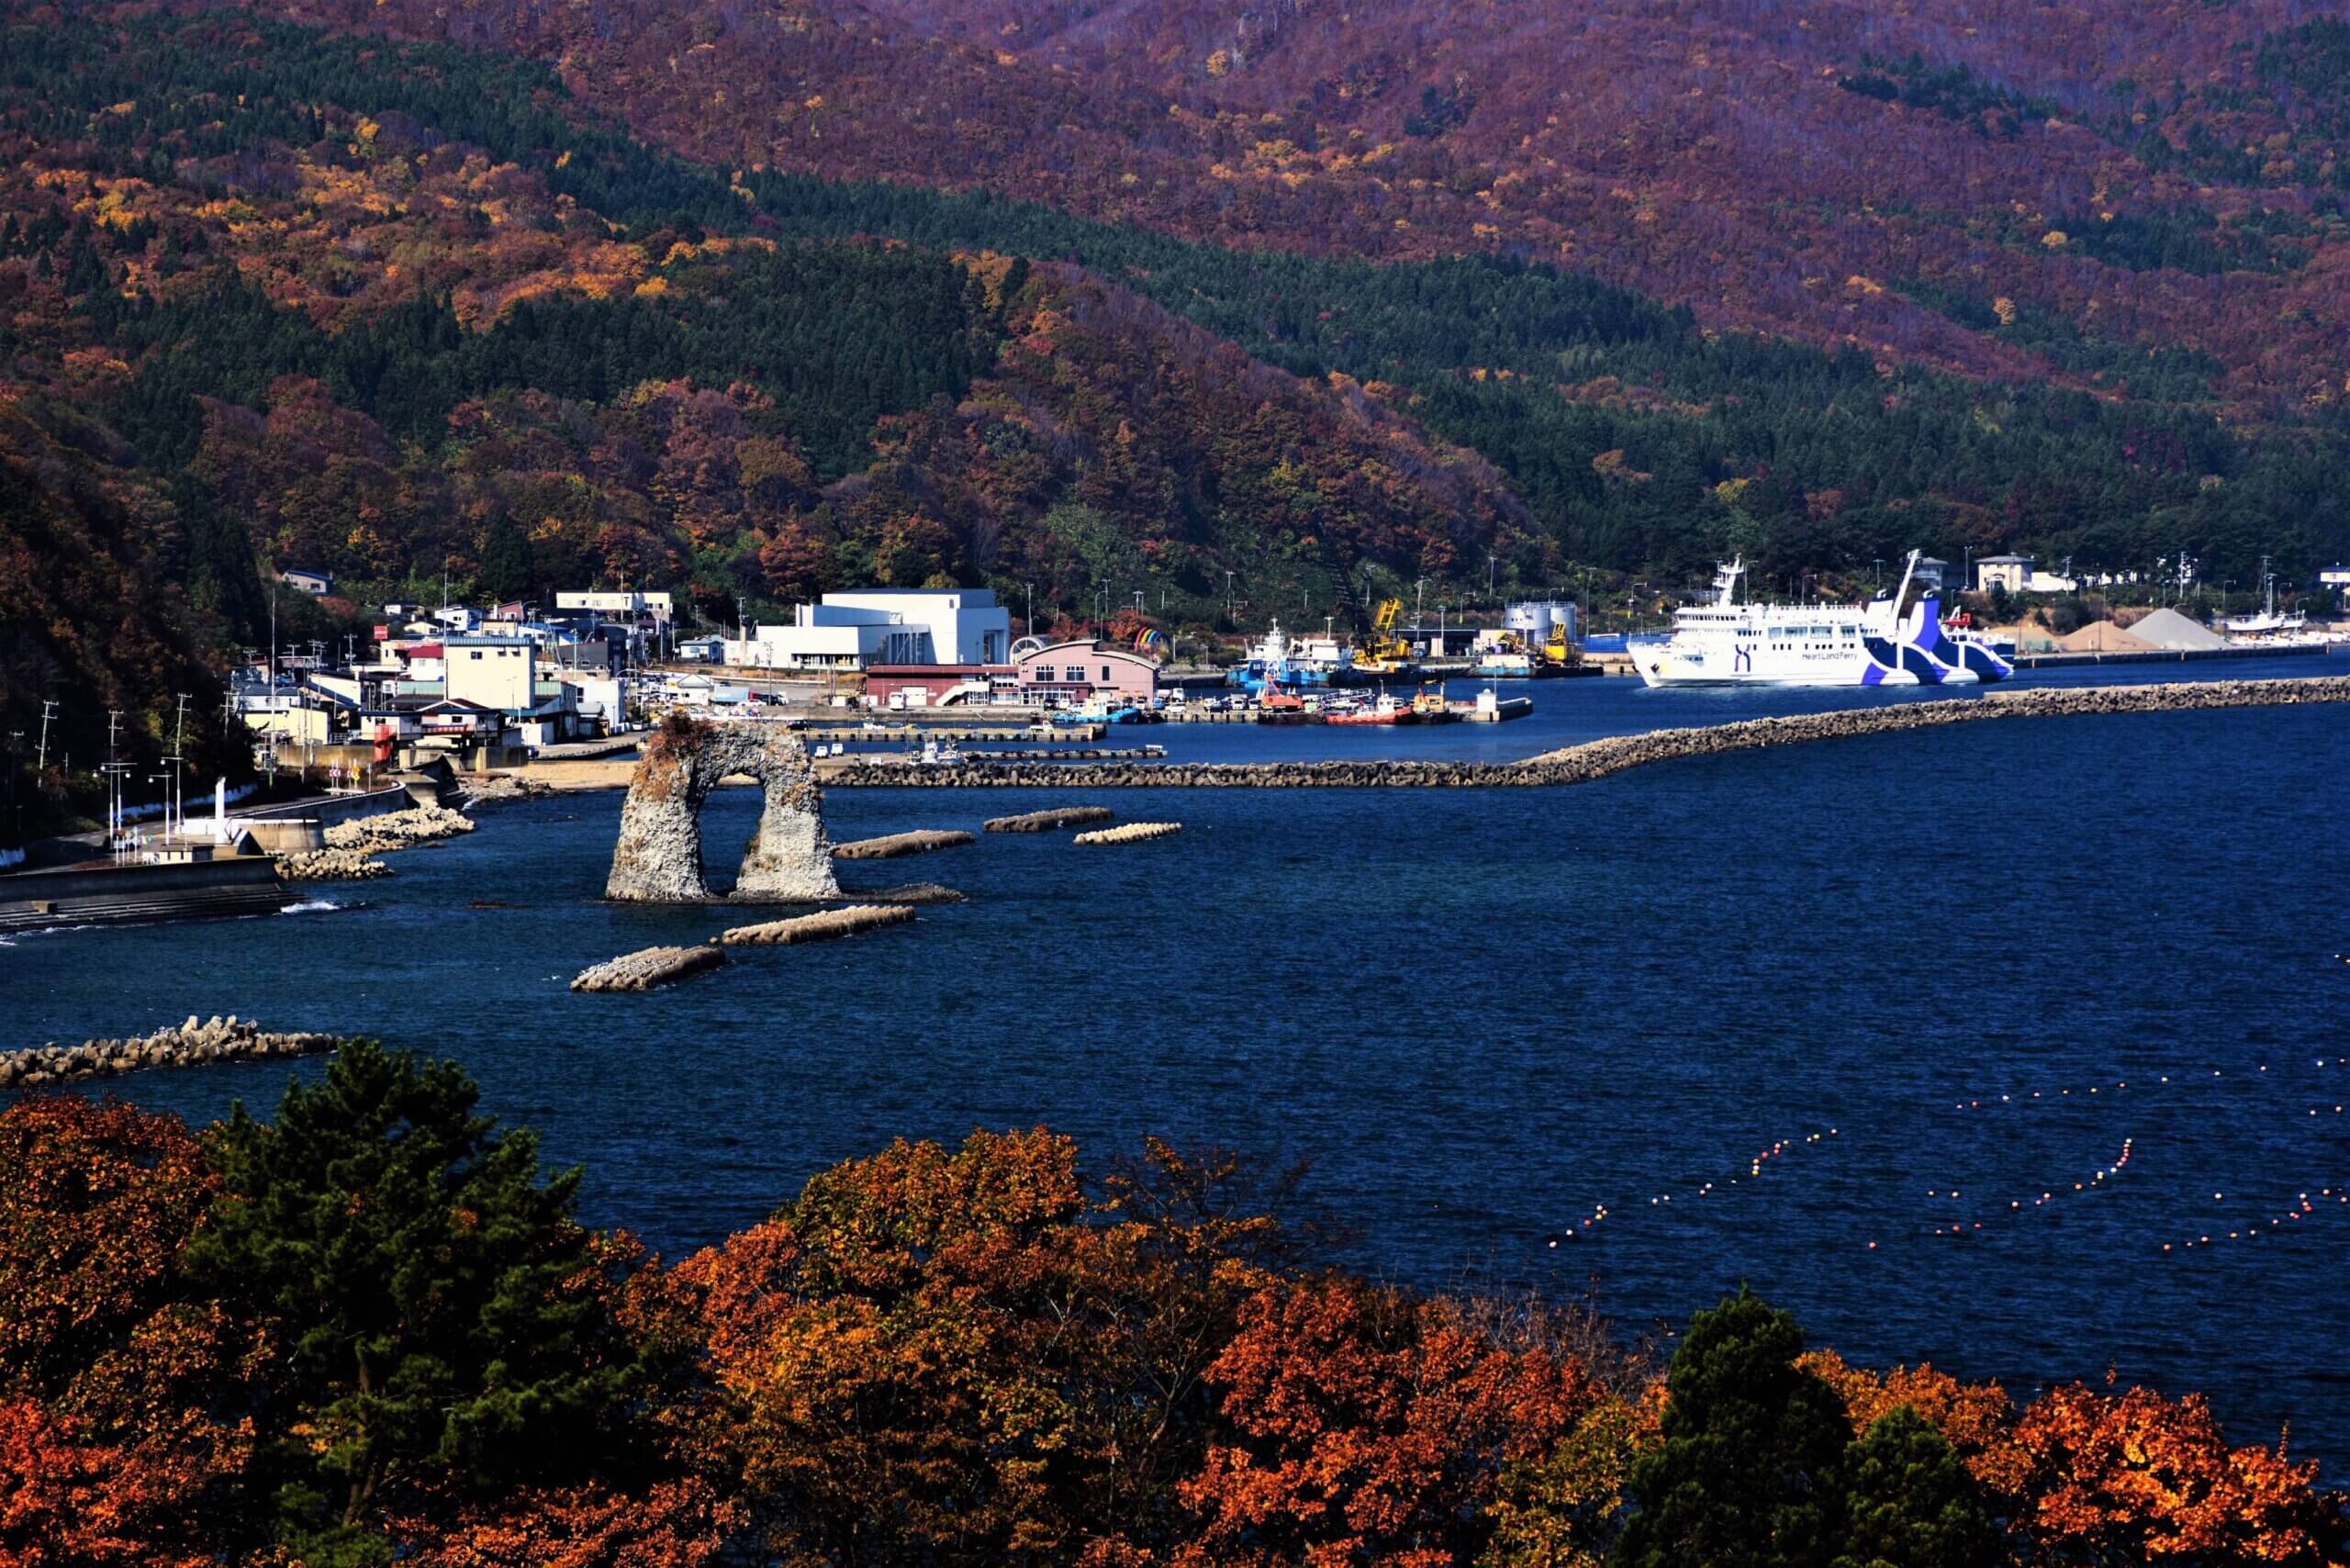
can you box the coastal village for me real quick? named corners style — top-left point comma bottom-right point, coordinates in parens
top-left (3, 552), bottom-right (2344, 938)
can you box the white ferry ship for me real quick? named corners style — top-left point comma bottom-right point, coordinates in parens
top-left (1635, 553), bottom-right (2013, 688)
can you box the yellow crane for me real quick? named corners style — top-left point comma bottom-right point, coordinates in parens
top-left (1355, 598), bottom-right (1416, 672)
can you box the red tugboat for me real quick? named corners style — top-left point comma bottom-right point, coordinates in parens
top-left (1326, 689), bottom-right (1417, 726)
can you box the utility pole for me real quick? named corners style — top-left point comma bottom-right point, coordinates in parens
top-left (36, 698), bottom-right (55, 778)
top-left (168, 692), bottom-right (189, 841)
top-left (1024, 581), bottom-right (1034, 637)
top-left (104, 709), bottom-right (128, 861)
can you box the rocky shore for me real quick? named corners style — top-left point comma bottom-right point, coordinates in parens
top-left (832, 829), bottom-right (976, 860)
top-left (2, 1017), bottom-right (342, 1088)
top-left (822, 677), bottom-right (2350, 790)
top-left (571, 946), bottom-right (726, 992)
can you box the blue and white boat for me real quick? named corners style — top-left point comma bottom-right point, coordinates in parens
top-left (1634, 552), bottom-right (2013, 688)
top-left (1225, 621), bottom-right (1355, 691)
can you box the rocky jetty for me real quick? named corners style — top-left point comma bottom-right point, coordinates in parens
top-left (1074, 822), bottom-right (1184, 846)
top-left (277, 847), bottom-right (393, 880)
top-left (326, 803), bottom-right (476, 852)
top-left (845, 882), bottom-right (968, 904)
top-left (1, 1016), bottom-right (341, 1088)
top-left (715, 904), bottom-right (917, 946)
top-left (571, 946), bottom-right (727, 993)
top-left (984, 806), bottom-right (1117, 833)
top-left (459, 773), bottom-right (555, 809)
top-left (822, 677), bottom-right (2350, 790)
top-left (607, 719), bottom-right (840, 902)
top-left (832, 829), bottom-right (976, 860)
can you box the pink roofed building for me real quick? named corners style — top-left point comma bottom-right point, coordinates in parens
top-left (1014, 639), bottom-right (1158, 702)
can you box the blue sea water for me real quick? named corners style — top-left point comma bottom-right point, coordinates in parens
top-left (5, 658), bottom-right (2346, 1469)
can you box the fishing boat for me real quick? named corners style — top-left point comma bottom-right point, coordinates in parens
top-left (1326, 689), bottom-right (1417, 726)
top-left (1225, 621), bottom-right (1357, 689)
top-left (1634, 551), bottom-right (2013, 688)
top-left (2222, 570), bottom-right (2308, 641)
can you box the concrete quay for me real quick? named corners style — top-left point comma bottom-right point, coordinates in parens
top-left (822, 676), bottom-right (2350, 790)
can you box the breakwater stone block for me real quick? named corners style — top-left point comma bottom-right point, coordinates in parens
top-left (831, 829), bottom-right (976, 860)
top-left (325, 803), bottom-right (474, 854)
top-left (571, 946), bottom-right (726, 992)
top-left (0, 1017), bottom-right (341, 1087)
top-left (716, 903), bottom-right (916, 946)
top-left (820, 677), bottom-right (2350, 790)
top-left (606, 718), bottom-right (841, 902)
top-left (278, 847), bottom-right (393, 880)
top-left (849, 882), bottom-right (968, 904)
top-left (983, 806), bottom-right (1117, 832)
top-left (1073, 822), bottom-right (1183, 845)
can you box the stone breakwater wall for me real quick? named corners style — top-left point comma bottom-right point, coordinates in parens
top-left (325, 803), bottom-right (476, 852)
top-left (1073, 822), bottom-right (1183, 846)
top-left (832, 829), bottom-right (976, 860)
top-left (984, 806), bottom-right (1116, 833)
top-left (278, 847), bottom-right (392, 880)
top-left (716, 904), bottom-right (916, 946)
top-left (572, 946), bottom-right (726, 992)
top-left (3, 1016), bottom-right (341, 1088)
top-left (822, 678), bottom-right (2350, 790)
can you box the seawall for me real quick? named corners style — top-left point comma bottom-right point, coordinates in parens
top-left (817, 676), bottom-right (2350, 790)
top-left (0, 856), bottom-right (287, 933)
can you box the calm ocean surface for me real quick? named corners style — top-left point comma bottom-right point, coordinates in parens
top-left (6, 655), bottom-right (2346, 1468)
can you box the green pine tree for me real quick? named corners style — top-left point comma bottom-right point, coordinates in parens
top-left (1832, 1406), bottom-right (1998, 1568)
top-left (479, 513), bottom-right (534, 603)
top-left (189, 1041), bottom-right (639, 1562)
top-left (1611, 1291), bottom-right (1852, 1568)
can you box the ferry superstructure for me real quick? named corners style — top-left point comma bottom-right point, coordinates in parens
top-left (1634, 553), bottom-right (2013, 688)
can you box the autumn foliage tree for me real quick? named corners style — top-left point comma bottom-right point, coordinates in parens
top-left (0, 1100), bottom-right (256, 1566)
top-left (1, 1078), bottom-right (2344, 1568)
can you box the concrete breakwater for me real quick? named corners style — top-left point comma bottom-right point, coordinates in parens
top-left (716, 904), bottom-right (916, 946)
top-left (1074, 822), bottom-right (1183, 846)
top-left (832, 829), bottom-right (975, 860)
top-left (984, 806), bottom-right (1116, 833)
top-left (325, 803), bottom-right (476, 853)
top-left (572, 946), bottom-right (726, 992)
top-left (279, 847), bottom-right (392, 880)
top-left (823, 677), bottom-right (2350, 790)
top-left (2, 1017), bottom-right (341, 1088)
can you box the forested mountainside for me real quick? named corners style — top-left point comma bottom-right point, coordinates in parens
top-left (0, 6), bottom-right (1520, 780)
top-left (5, 1), bottom-right (2349, 781)
top-left (251, 0), bottom-right (2350, 414)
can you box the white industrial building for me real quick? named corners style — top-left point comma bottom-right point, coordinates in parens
top-left (1975, 555), bottom-right (2079, 595)
top-left (724, 588), bottom-right (1012, 671)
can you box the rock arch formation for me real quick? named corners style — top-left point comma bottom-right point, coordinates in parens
top-left (605, 718), bottom-right (841, 902)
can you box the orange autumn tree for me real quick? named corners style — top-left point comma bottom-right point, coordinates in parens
top-left (2011, 1383), bottom-right (2349, 1567)
top-left (1177, 1275), bottom-right (1607, 1567)
top-left (0, 1099), bottom-right (260, 1567)
top-left (663, 1129), bottom-right (1311, 1567)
